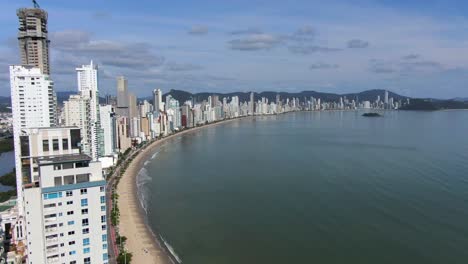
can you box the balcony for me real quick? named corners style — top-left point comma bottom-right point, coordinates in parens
top-left (45, 237), bottom-right (58, 244)
top-left (46, 247), bottom-right (59, 255)
top-left (45, 227), bottom-right (58, 233)
top-left (46, 256), bottom-right (59, 264)
top-left (44, 217), bottom-right (57, 223)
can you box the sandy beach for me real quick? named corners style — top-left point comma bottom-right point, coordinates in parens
top-left (117, 118), bottom-right (246, 263)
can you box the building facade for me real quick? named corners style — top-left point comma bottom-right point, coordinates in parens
top-left (17, 7), bottom-right (50, 75)
top-left (10, 65), bottom-right (57, 213)
top-left (21, 127), bottom-right (108, 264)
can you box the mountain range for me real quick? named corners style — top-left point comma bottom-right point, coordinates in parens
top-left (1, 89), bottom-right (467, 111)
top-left (155, 89), bottom-right (408, 104)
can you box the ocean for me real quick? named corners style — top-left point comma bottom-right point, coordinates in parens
top-left (139, 110), bottom-right (468, 264)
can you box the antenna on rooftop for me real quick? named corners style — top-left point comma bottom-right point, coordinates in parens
top-left (32, 0), bottom-right (40, 8)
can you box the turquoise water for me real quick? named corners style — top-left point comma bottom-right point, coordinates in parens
top-left (140, 111), bottom-right (468, 264)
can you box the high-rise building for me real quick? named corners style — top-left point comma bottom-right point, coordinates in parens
top-left (249, 92), bottom-right (254, 115)
top-left (116, 117), bottom-right (131, 152)
top-left (63, 95), bottom-right (91, 154)
top-left (99, 105), bottom-right (115, 156)
top-left (17, 7), bottom-right (50, 75)
top-left (10, 65), bottom-right (57, 213)
top-left (21, 127), bottom-right (108, 264)
top-left (116, 76), bottom-right (129, 116)
top-left (116, 76), bottom-right (128, 107)
top-left (153, 89), bottom-right (163, 113)
top-left (384, 90), bottom-right (389, 105)
top-left (211, 95), bottom-right (219, 107)
top-left (75, 61), bottom-right (102, 160)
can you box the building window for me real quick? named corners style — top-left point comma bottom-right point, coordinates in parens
top-left (84, 257), bottom-right (91, 264)
top-left (66, 191), bottom-right (73, 197)
top-left (102, 225), bottom-right (106, 231)
top-left (54, 177), bottom-right (62, 186)
top-left (68, 241), bottom-right (75, 245)
top-left (54, 164), bottom-right (61, 170)
top-left (103, 253), bottom-right (108, 261)
top-left (62, 138), bottom-right (68, 150)
top-left (67, 201), bottom-right (73, 205)
top-left (100, 186), bottom-right (105, 192)
top-left (81, 209), bottom-right (88, 215)
top-left (76, 174), bottom-right (90, 183)
top-left (101, 205), bottom-right (106, 212)
top-left (101, 215), bottom-right (106, 223)
top-left (44, 203), bottom-right (56, 209)
top-left (43, 139), bottom-right (49, 151)
top-left (83, 247), bottom-right (90, 254)
top-left (69, 250), bottom-right (76, 255)
top-left (63, 163), bottom-right (74, 169)
top-left (76, 162), bottom-right (89, 168)
top-left (82, 219), bottom-right (89, 226)
top-left (64, 175), bottom-right (75, 185)
top-left (100, 196), bottom-right (105, 204)
top-left (102, 234), bottom-right (107, 242)
top-left (103, 244), bottom-right (107, 250)
top-left (80, 189), bottom-right (87, 195)
top-left (81, 199), bottom-right (88, 207)
top-left (44, 192), bottom-right (62, 200)
top-left (82, 228), bottom-right (89, 234)
top-left (83, 238), bottom-right (90, 246)
top-left (67, 211), bottom-right (74, 215)
top-left (68, 231), bottom-right (75, 235)
top-left (53, 139), bottom-right (59, 150)
top-left (67, 221), bottom-right (74, 226)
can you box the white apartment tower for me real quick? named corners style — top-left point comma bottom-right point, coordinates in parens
top-left (63, 95), bottom-right (92, 155)
top-left (21, 127), bottom-right (109, 264)
top-left (76, 61), bottom-right (103, 161)
top-left (10, 65), bottom-right (57, 213)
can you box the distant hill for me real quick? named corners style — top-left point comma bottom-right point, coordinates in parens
top-left (453, 97), bottom-right (468, 102)
top-left (162, 89), bottom-right (409, 104)
top-left (400, 99), bottom-right (468, 110)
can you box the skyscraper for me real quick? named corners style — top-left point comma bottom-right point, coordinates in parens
top-left (116, 76), bottom-right (129, 117)
top-left (153, 89), bottom-right (163, 113)
top-left (17, 7), bottom-right (50, 75)
top-left (384, 90), bottom-right (389, 105)
top-left (250, 92), bottom-right (254, 115)
top-left (63, 95), bottom-right (91, 154)
top-left (116, 76), bottom-right (128, 108)
top-left (10, 65), bottom-right (57, 214)
top-left (76, 61), bottom-right (102, 161)
top-left (99, 105), bottom-right (115, 156)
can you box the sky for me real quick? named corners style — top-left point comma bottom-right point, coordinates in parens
top-left (1, 0), bottom-right (468, 99)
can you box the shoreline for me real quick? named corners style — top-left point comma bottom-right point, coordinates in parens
top-left (117, 117), bottom-right (250, 264)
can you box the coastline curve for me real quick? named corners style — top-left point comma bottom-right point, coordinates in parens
top-left (117, 117), bottom-right (250, 264)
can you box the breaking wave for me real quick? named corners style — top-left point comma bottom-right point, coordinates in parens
top-left (136, 167), bottom-right (152, 214)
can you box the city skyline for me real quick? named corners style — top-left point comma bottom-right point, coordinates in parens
top-left (1, 0), bottom-right (468, 99)
top-left (2, 2), bottom-right (468, 263)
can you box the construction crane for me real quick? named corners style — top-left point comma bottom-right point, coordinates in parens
top-left (32, 0), bottom-right (40, 8)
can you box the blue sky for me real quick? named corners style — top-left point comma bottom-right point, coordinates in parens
top-left (1, 0), bottom-right (467, 98)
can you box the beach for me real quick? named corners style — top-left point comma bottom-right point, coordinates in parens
top-left (117, 118), bottom-right (246, 263)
